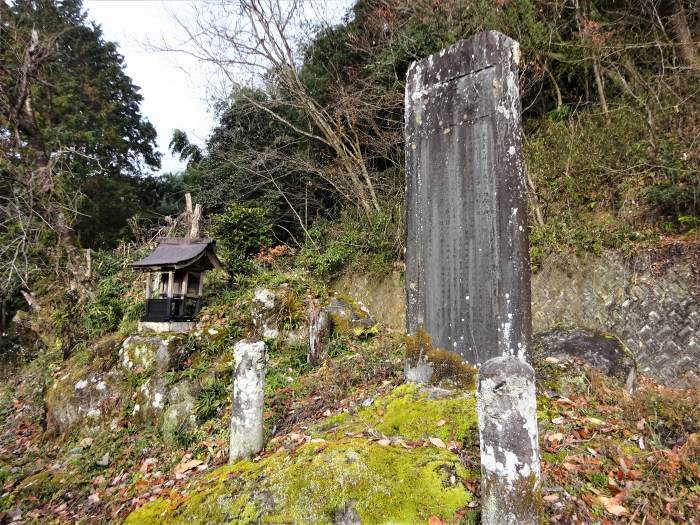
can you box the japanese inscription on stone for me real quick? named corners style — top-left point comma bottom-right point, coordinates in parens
top-left (405, 31), bottom-right (531, 370)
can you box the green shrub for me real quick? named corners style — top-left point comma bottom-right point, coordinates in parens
top-left (84, 272), bottom-right (138, 336)
top-left (211, 203), bottom-right (273, 275)
top-left (297, 209), bottom-right (399, 279)
top-left (645, 183), bottom-right (699, 219)
top-left (195, 375), bottom-right (230, 422)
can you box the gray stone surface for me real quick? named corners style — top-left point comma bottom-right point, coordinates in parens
top-left (477, 356), bottom-right (541, 525)
top-left (161, 380), bottom-right (199, 441)
top-left (333, 501), bottom-right (362, 525)
top-left (45, 367), bottom-right (124, 433)
top-left (119, 335), bottom-right (190, 374)
top-left (138, 321), bottom-right (196, 334)
top-left (405, 31), bottom-right (531, 367)
top-left (535, 328), bottom-right (637, 393)
top-left (131, 376), bottom-right (168, 424)
top-left (229, 339), bottom-right (267, 464)
top-left (324, 296), bottom-right (375, 334)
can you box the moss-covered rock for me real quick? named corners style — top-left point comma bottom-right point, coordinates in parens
top-left (315, 384), bottom-right (478, 444)
top-left (45, 333), bottom-right (201, 435)
top-left (45, 362), bottom-right (125, 434)
top-left (131, 376), bottom-right (169, 424)
top-left (251, 288), bottom-right (283, 339)
top-left (534, 328), bottom-right (637, 393)
top-left (15, 470), bottom-right (75, 501)
top-left (161, 380), bottom-right (199, 442)
top-left (404, 329), bottom-right (477, 389)
top-left (251, 286), bottom-right (308, 341)
top-left (119, 334), bottom-right (189, 374)
top-left (124, 438), bottom-right (473, 525)
top-left (324, 295), bottom-right (376, 336)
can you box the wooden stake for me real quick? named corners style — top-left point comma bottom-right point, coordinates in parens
top-left (185, 193), bottom-right (194, 240)
top-left (145, 273), bottom-right (151, 299)
top-left (85, 248), bottom-right (92, 279)
top-left (185, 193), bottom-right (193, 215)
top-left (190, 204), bottom-right (202, 239)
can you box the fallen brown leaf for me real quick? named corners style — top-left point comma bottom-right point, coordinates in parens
top-left (598, 496), bottom-right (629, 516)
top-left (173, 459), bottom-right (203, 475)
top-left (429, 437), bottom-right (447, 449)
top-left (546, 432), bottom-right (564, 443)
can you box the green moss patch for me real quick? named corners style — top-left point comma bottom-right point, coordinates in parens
top-left (314, 383), bottom-right (478, 444)
top-left (124, 438), bottom-right (472, 525)
top-left (405, 329), bottom-right (476, 389)
top-left (15, 470), bottom-right (78, 502)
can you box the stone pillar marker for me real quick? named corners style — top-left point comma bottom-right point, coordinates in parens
top-left (477, 356), bottom-right (541, 524)
top-left (404, 31), bottom-right (541, 523)
top-left (229, 339), bottom-right (266, 464)
top-left (404, 30), bottom-right (531, 372)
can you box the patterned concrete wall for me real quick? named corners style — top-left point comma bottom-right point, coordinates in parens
top-left (531, 248), bottom-right (699, 387)
top-left (333, 247), bottom-right (699, 387)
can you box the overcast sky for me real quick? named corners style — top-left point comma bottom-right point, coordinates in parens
top-left (84, 1), bottom-right (353, 176)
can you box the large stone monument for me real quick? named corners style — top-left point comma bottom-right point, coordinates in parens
top-left (404, 31), bottom-right (531, 376)
top-left (404, 31), bottom-right (541, 523)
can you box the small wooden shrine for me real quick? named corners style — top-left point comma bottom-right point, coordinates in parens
top-left (132, 237), bottom-right (223, 333)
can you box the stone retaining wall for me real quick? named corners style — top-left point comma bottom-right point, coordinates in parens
top-left (531, 248), bottom-right (699, 387)
top-left (333, 247), bottom-right (699, 387)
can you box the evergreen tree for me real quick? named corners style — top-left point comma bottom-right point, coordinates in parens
top-left (0, 0), bottom-right (160, 300)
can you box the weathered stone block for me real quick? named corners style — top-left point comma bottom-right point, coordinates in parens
top-left (324, 296), bottom-right (375, 335)
top-left (477, 356), bottom-right (541, 525)
top-left (534, 328), bottom-right (637, 393)
top-left (119, 335), bottom-right (189, 374)
top-left (131, 376), bottom-right (168, 424)
top-left (45, 366), bottom-right (124, 434)
top-left (161, 380), bottom-right (199, 441)
top-left (229, 339), bottom-right (267, 464)
top-left (405, 31), bottom-right (531, 369)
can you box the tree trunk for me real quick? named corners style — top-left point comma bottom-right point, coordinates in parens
top-left (592, 58), bottom-right (610, 124)
top-left (669, 2), bottom-right (699, 68)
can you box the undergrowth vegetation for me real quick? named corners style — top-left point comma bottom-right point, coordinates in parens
top-left (296, 208), bottom-right (402, 279)
top-left (1, 0), bottom-right (699, 523)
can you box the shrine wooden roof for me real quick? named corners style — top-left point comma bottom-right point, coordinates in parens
top-left (131, 237), bottom-right (223, 272)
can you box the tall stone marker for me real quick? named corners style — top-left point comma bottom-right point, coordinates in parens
top-left (405, 31), bottom-right (531, 375)
top-left (229, 339), bottom-right (266, 464)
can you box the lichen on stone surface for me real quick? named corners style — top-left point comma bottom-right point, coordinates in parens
top-left (45, 355), bottom-right (125, 434)
top-left (124, 438), bottom-right (473, 525)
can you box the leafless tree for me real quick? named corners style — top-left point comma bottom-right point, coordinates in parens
top-left (161, 0), bottom-right (386, 217)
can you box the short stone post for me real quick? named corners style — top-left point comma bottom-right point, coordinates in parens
top-left (477, 356), bottom-right (541, 524)
top-left (308, 299), bottom-right (330, 366)
top-left (229, 339), bottom-right (266, 464)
